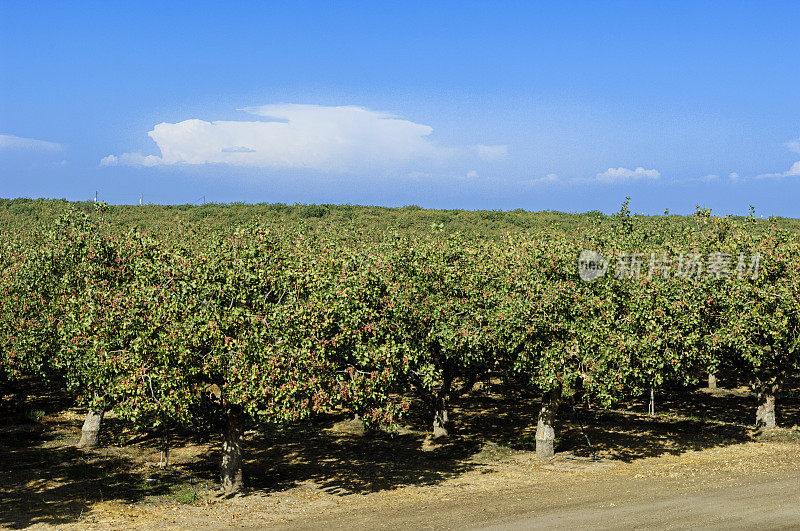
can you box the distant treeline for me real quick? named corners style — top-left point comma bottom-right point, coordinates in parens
top-left (0, 197), bottom-right (796, 239)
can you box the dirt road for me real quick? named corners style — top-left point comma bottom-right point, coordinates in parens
top-left (281, 442), bottom-right (800, 531)
top-left (8, 439), bottom-right (800, 530)
top-left (482, 475), bottom-right (800, 530)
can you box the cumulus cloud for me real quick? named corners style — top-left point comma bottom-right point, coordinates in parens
top-left (473, 144), bottom-right (508, 161)
top-left (758, 137), bottom-right (800, 177)
top-left (102, 104), bottom-right (466, 172)
top-left (0, 133), bottom-right (61, 151)
top-left (755, 161), bottom-right (800, 179)
top-left (596, 166), bottom-right (660, 183)
top-left (100, 153), bottom-right (162, 167)
top-left (740, 138), bottom-right (800, 179)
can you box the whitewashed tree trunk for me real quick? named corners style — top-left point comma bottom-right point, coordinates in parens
top-left (753, 369), bottom-right (782, 431)
top-left (221, 408), bottom-right (244, 494)
top-left (77, 409), bottom-right (104, 448)
top-left (535, 390), bottom-right (560, 459)
top-left (708, 373), bottom-right (717, 389)
top-left (431, 366), bottom-right (454, 439)
top-left (432, 398), bottom-right (449, 438)
top-left (756, 392), bottom-right (776, 430)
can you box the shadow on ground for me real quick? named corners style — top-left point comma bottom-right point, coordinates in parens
top-left (0, 380), bottom-right (180, 529)
top-left (2, 376), bottom-right (799, 527)
top-left (0, 425), bottom-right (174, 529)
top-left (195, 423), bottom-right (481, 497)
top-left (448, 381), bottom-right (800, 462)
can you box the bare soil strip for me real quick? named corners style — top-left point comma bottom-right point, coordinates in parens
top-left (4, 384), bottom-right (800, 529)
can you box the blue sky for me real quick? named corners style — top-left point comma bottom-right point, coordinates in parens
top-left (1, 1), bottom-right (799, 215)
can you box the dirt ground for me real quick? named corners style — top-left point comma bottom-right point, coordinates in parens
top-left (3, 381), bottom-right (800, 530)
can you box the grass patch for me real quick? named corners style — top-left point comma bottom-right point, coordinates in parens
top-left (135, 471), bottom-right (210, 505)
top-left (25, 409), bottom-right (45, 422)
top-left (473, 442), bottom-right (517, 462)
top-left (756, 427), bottom-right (800, 443)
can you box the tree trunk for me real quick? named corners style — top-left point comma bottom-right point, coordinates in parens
top-left (648, 387), bottom-right (655, 415)
top-left (349, 412), bottom-right (366, 435)
top-left (77, 409), bottom-right (104, 448)
top-left (432, 398), bottom-right (449, 438)
top-left (456, 373), bottom-right (479, 397)
top-left (536, 389), bottom-right (561, 459)
top-left (221, 407), bottom-right (244, 494)
top-left (756, 392), bottom-right (776, 430)
top-left (752, 368), bottom-right (782, 431)
top-left (431, 365), bottom-right (454, 439)
top-left (708, 373), bottom-right (717, 389)
top-left (159, 432), bottom-right (171, 468)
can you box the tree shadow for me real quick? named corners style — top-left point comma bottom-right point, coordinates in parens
top-left (184, 384), bottom-right (774, 497)
top-left (556, 410), bottom-right (750, 462)
top-left (193, 416), bottom-right (482, 496)
top-left (0, 379), bottom-right (180, 529)
top-left (2, 377), bottom-right (796, 526)
top-left (0, 423), bottom-right (178, 528)
top-left (449, 383), bottom-right (783, 463)
top-left (632, 385), bottom-right (800, 428)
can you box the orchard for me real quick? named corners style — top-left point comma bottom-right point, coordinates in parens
top-left (1, 201), bottom-right (798, 495)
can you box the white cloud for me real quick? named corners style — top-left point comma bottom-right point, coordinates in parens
top-left (520, 173), bottom-right (560, 186)
top-left (473, 144), bottom-right (508, 161)
top-left (451, 170), bottom-right (481, 181)
top-left (102, 104), bottom-right (464, 172)
top-left (0, 133), bottom-right (61, 151)
top-left (596, 166), bottom-right (660, 183)
top-left (100, 153), bottom-right (162, 167)
top-left (755, 161), bottom-right (800, 179)
top-left (727, 139), bottom-right (800, 180)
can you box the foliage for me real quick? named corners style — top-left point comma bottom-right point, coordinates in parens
top-left (2, 199), bottom-right (799, 489)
